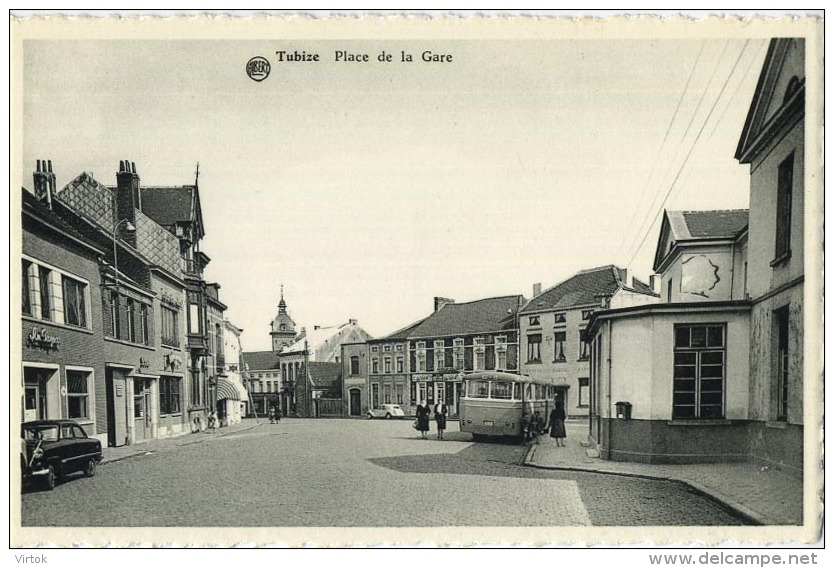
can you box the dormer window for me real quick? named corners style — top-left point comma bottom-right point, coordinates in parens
top-left (554, 313), bottom-right (566, 324)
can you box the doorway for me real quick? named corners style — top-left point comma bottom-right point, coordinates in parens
top-left (23, 366), bottom-right (54, 422)
top-left (349, 388), bottom-right (362, 416)
top-left (133, 378), bottom-right (152, 442)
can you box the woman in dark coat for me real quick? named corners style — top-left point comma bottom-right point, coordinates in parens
top-left (549, 396), bottom-right (567, 447)
top-left (415, 400), bottom-right (431, 439)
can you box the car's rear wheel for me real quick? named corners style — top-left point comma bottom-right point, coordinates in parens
top-left (367, 413), bottom-right (373, 419)
top-left (385, 413), bottom-right (392, 420)
top-left (43, 465), bottom-right (55, 491)
top-left (84, 458), bottom-right (97, 478)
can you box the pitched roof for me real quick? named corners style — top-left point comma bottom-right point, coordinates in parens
top-left (679, 210), bottom-right (749, 239)
top-left (520, 266), bottom-right (622, 314)
top-left (137, 186), bottom-right (196, 229)
top-left (628, 278), bottom-right (659, 297)
top-left (306, 362), bottom-right (341, 388)
top-left (407, 295), bottom-right (523, 338)
top-left (22, 188), bottom-right (105, 256)
top-left (653, 210), bottom-right (749, 271)
top-left (375, 317), bottom-right (429, 341)
top-left (241, 350), bottom-right (281, 371)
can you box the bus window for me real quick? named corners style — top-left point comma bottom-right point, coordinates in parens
top-left (525, 384), bottom-right (533, 400)
top-left (470, 380), bottom-right (490, 399)
top-left (491, 382), bottom-right (512, 399)
top-left (513, 382), bottom-right (521, 400)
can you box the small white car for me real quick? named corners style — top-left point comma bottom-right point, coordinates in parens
top-left (367, 404), bottom-right (406, 420)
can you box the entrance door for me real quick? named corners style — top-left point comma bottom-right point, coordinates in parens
top-left (133, 379), bottom-right (151, 442)
top-left (349, 389), bottom-right (361, 416)
top-left (435, 382), bottom-right (445, 411)
top-left (24, 367), bottom-right (51, 421)
top-left (371, 383), bottom-right (379, 409)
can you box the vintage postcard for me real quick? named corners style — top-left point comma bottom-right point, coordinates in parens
top-left (9, 11), bottom-right (824, 552)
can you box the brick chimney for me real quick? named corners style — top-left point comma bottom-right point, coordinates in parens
top-left (32, 159), bottom-right (56, 208)
top-left (434, 297), bottom-right (455, 312)
top-left (533, 282), bottom-right (542, 297)
top-left (349, 319), bottom-right (357, 325)
top-left (115, 160), bottom-right (140, 246)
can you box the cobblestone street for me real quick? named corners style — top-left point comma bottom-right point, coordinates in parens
top-left (21, 419), bottom-right (750, 527)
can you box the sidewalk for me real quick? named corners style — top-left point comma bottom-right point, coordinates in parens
top-left (524, 420), bottom-right (804, 525)
top-left (100, 417), bottom-right (265, 465)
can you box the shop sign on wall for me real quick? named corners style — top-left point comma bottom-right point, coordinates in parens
top-left (26, 326), bottom-right (60, 352)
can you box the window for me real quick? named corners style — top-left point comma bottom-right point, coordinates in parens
top-left (491, 382), bottom-right (512, 399)
top-left (416, 341), bottom-right (426, 372)
top-left (453, 338), bottom-right (465, 369)
top-left (62, 276), bottom-right (87, 327)
top-left (39, 266), bottom-right (52, 320)
top-left (383, 345), bottom-right (391, 352)
top-left (22, 260), bottom-right (33, 315)
top-left (189, 302), bottom-right (201, 334)
top-left (581, 309), bottom-right (594, 321)
top-left (215, 323), bottom-right (223, 359)
top-left (350, 356), bottom-right (359, 375)
top-left (371, 346), bottom-right (378, 353)
top-left (383, 384), bottom-right (391, 404)
top-left (667, 279), bottom-right (673, 302)
top-left (495, 337), bottom-right (507, 370)
top-left (527, 334), bottom-right (542, 362)
top-left (396, 344), bottom-right (403, 352)
top-left (109, 291), bottom-right (120, 338)
top-left (396, 357), bottom-right (404, 373)
top-left (468, 380), bottom-right (490, 399)
top-left (554, 331), bottom-right (566, 362)
top-left (384, 356), bottom-right (392, 373)
top-left (160, 376), bottom-right (181, 415)
top-left (578, 377), bottom-right (589, 407)
top-left (434, 340), bottom-right (445, 370)
top-left (774, 307), bottom-right (790, 421)
top-left (673, 324), bottom-right (725, 419)
top-left (554, 312), bottom-right (566, 324)
top-left (396, 384), bottom-right (404, 404)
top-left (140, 304), bottom-right (149, 345)
top-left (372, 358), bottom-right (379, 374)
top-left (775, 153), bottom-right (794, 261)
top-left (529, 315), bottom-right (540, 326)
top-left (161, 306), bottom-right (180, 347)
top-left (473, 337), bottom-right (486, 371)
top-left (66, 370), bottom-right (90, 419)
top-left (578, 337), bottom-right (590, 361)
top-left (126, 299), bottom-right (136, 342)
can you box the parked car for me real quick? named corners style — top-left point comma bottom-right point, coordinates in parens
top-left (367, 403), bottom-right (406, 420)
top-left (21, 419), bottom-right (102, 491)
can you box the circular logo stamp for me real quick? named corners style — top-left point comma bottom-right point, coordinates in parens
top-left (246, 56), bottom-right (271, 82)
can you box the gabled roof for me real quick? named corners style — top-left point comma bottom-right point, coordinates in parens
top-left (242, 350), bottom-right (281, 372)
top-left (653, 210), bottom-right (749, 271)
top-left (22, 188), bottom-right (105, 257)
top-left (407, 295), bottom-right (523, 338)
top-left (519, 266), bottom-right (622, 314)
top-left (283, 320), bottom-right (373, 356)
top-left (735, 38), bottom-right (805, 164)
top-left (306, 362), bottom-right (341, 388)
top-left (137, 186), bottom-right (205, 239)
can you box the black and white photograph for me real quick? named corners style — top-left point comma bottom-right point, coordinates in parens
top-left (9, 11), bottom-right (823, 553)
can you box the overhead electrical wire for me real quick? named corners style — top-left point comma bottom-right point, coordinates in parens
top-left (624, 39), bottom-right (752, 271)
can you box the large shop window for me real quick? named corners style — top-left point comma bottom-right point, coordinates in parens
top-left (66, 370), bottom-right (90, 420)
top-left (673, 324), bottom-right (726, 419)
top-left (22, 257), bottom-right (91, 329)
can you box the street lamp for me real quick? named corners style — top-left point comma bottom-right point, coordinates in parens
top-left (112, 217), bottom-right (135, 445)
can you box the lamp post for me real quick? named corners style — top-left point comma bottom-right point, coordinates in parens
top-left (112, 217), bottom-right (135, 445)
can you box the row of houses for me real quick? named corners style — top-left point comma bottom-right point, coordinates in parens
top-left (243, 38), bottom-right (808, 473)
top-left (19, 160), bottom-right (247, 447)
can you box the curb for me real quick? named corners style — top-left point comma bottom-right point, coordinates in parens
top-left (100, 421), bottom-right (263, 466)
top-left (522, 447), bottom-right (770, 526)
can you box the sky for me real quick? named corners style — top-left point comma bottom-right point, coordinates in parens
top-left (19, 32), bottom-right (770, 351)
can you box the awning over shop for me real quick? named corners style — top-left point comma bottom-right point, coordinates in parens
top-left (217, 377), bottom-right (246, 401)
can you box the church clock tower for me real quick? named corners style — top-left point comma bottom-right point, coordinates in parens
top-left (270, 285), bottom-right (297, 352)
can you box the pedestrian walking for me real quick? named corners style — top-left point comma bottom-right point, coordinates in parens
top-left (415, 400), bottom-right (431, 439)
top-left (208, 410), bottom-right (218, 433)
top-left (434, 400), bottom-right (448, 440)
top-left (268, 406), bottom-right (276, 424)
top-left (549, 395), bottom-right (567, 447)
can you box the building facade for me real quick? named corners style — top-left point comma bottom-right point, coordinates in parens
top-left (341, 342), bottom-right (369, 417)
top-left (519, 266), bottom-right (658, 418)
top-left (241, 351), bottom-right (282, 417)
top-left (24, 159), bottom-right (228, 446)
top-left (586, 38), bottom-right (807, 472)
top-left (405, 295), bottom-right (524, 417)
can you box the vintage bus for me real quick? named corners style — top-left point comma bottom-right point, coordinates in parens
top-left (459, 371), bottom-right (555, 441)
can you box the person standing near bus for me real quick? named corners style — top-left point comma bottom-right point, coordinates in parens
top-left (434, 400), bottom-right (448, 440)
top-left (549, 395), bottom-right (567, 447)
top-left (415, 400), bottom-right (431, 440)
